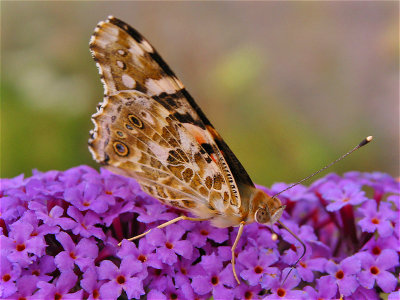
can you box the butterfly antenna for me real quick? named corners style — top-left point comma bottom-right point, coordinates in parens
top-left (271, 136), bottom-right (373, 200)
top-left (278, 220), bottom-right (306, 285)
top-left (273, 136), bottom-right (373, 285)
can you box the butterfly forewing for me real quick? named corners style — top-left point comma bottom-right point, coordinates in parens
top-left (89, 16), bottom-right (257, 225)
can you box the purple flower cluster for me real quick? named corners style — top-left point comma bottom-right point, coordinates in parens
top-left (1, 166), bottom-right (399, 299)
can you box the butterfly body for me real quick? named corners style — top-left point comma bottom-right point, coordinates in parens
top-left (89, 16), bottom-right (284, 283)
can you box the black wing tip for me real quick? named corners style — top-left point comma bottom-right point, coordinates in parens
top-left (105, 15), bottom-right (144, 43)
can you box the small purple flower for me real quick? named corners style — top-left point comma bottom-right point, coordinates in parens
top-left (362, 236), bottom-right (399, 256)
top-left (21, 255), bottom-right (56, 281)
top-left (147, 276), bottom-right (186, 300)
top-left (263, 269), bottom-right (306, 299)
top-left (234, 284), bottom-right (262, 300)
top-left (0, 255), bottom-right (21, 298)
top-left (186, 221), bottom-right (229, 247)
top-left (54, 232), bottom-right (98, 272)
top-left (67, 206), bottom-right (105, 239)
top-left (0, 222), bottom-right (46, 267)
top-left (303, 275), bottom-right (337, 299)
top-left (98, 256), bottom-right (145, 299)
top-left (16, 210), bottom-right (59, 238)
top-left (146, 225), bottom-right (193, 265)
top-left (357, 249), bottom-right (399, 293)
top-left (324, 256), bottom-right (361, 296)
top-left (285, 251), bottom-right (326, 283)
top-left (270, 182), bottom-right (317, 203)
top-left (9, 275), bottom-right (38, 299)
top-left (358, 200), bottom-right (396, 237)
top-left (36, 270), bottom-right (83, 299)
top-left (346, 286), bottom-right (381, 300)
top-left (137, 203), bottom-right (178, 224)
top-left (320, 179), bottom-right (367, 211)
top-left (172, 258), bottom-right (204, 299)
top-left (81, 267), bottom-right (103, 300)
top-left (238, 247), bottom-right (279, 286)
top-left (118, 239), bottom-right (162, 269)
top-left (64, 182), bottom-right (111, 214)
top-left (191, 253), bottom-right (236, 298)
top-left (29, 202), bottom-right (76, 230)
top-left (0, 192), bottom-right (26, 223)
top-left (99, 169), bottom-right (134, 200)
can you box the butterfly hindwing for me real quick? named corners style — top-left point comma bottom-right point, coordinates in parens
top-left (89, 90), bottom-right (233, 216)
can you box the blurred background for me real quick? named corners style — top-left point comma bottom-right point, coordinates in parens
top-left (2, 2), bottom-right (398, 187)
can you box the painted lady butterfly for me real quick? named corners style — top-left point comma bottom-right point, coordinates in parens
top-left (88, 16), bottom-right (317, 284)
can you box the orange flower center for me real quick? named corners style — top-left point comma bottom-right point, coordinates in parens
top-left (138, 254), bottom-right (147, 262)
top-left (245, 291), bottom-right (253, 299)
top-left (16, 244), bottom-right (26, 251)
top-left (277, 288), bottom-right (286, 297)
top-left (371, 218), bottom-right (380, 224)
top-left (335, 270), bottom-right (344, 279)
top-left (117, 275), bottom-right (126, 284)
top-left (2, 274), bottom-right (11, 282)
top-left (370, 266), bottom-right (380, 275)
top-left (372, 246), bottom-right (381, 255)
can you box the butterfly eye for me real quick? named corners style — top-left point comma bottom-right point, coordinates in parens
top-left (113, 141), bottom-right (129, 156)
top-left (255, 208), bottom-right (269, 224)
top-left (128, 114), bottom-right (143, 128)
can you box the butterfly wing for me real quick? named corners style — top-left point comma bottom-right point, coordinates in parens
top-left (89, 16), bottom-right (255, 216)
top-left (89, 90), bottom-right (233, 218)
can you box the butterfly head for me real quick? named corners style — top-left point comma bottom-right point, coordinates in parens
top-left (251, 189), bottom-right (285, 225)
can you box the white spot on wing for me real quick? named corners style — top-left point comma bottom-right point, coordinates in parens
top-left (148, 141), bottom-right (170, 163)
top-left (122, 74), bottom-right (136, 89)
top-left (129, 43), bottom-right (145, 56)
top-left (92, 24), bottom-right (119, 48)
top-left (116, 60), bottom-right (125, 69)
top-left (145, 77), bottom-right (178, 96)
top-left (140, 40), bottom-right (154, 53)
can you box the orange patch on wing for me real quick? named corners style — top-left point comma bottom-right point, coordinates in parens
top-left (194, 133), bottom-right (206, 145)
top-left (183, 123), bottom-right (207, 145)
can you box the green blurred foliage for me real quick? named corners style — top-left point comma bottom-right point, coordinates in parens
top-left (1, 2), bottom-right (398, 186)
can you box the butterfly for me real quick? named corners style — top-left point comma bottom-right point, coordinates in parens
top-left (89, 16), bottom-right (287, 284)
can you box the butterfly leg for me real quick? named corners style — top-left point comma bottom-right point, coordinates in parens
top-left (231, 221), bottom-right (245, 285)
top-left (119, 216), bottom-right (210, 246)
